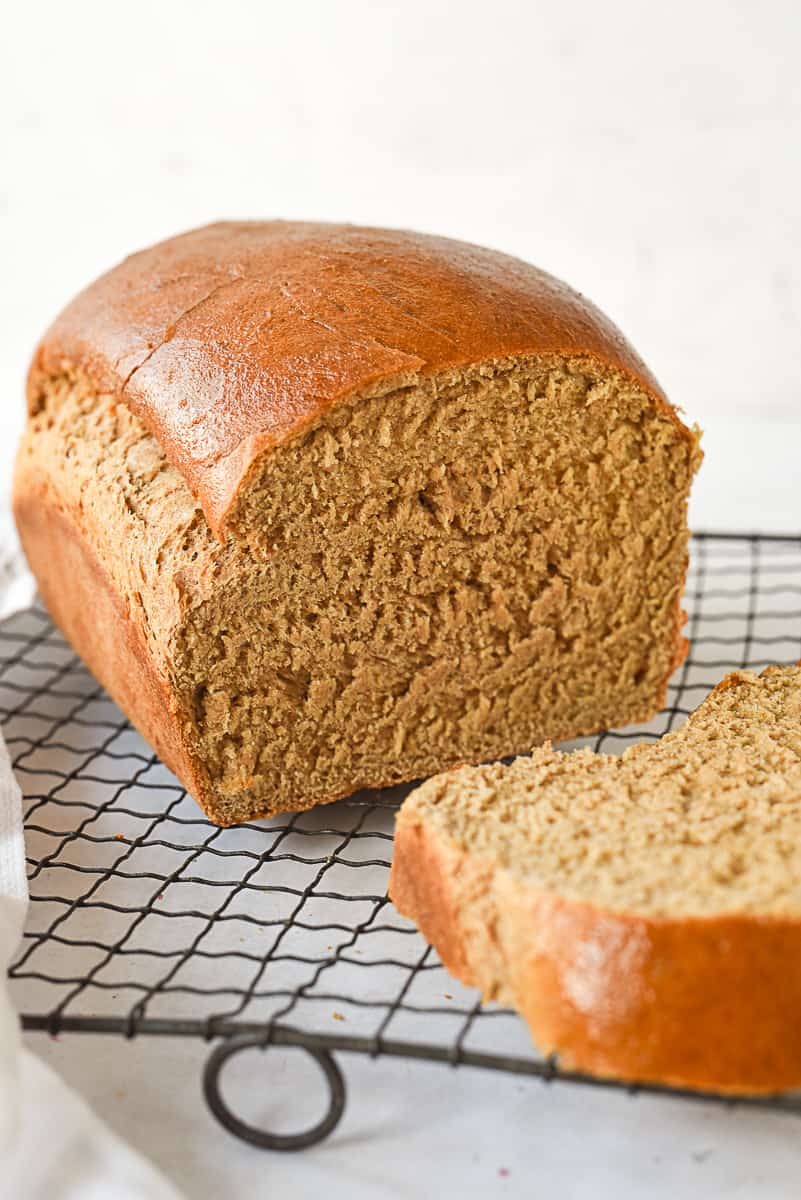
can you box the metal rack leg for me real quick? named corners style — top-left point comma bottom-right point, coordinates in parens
top-left (202, 1033), bottom-right (346, 1151)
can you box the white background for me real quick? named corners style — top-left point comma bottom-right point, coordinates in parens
top-left (3, 1), bottom-right (801, 1195)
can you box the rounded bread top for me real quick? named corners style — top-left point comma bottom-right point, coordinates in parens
top-left (29, 221), bottom-right (677, 534)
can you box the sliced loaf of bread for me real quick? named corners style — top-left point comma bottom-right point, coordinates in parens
top-left (389, 664), bottom-right (801, 1094)
top-left (14, 222), bottom-right (699, 824)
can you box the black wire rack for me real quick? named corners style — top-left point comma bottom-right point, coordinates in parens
top-left (6, 532), bottom-right (801, 1152)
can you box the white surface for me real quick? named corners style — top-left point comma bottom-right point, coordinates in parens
top-left (30, 1034), bottom-right (801, 1200)
top-left (3, 0), bottom-right (801, 1195)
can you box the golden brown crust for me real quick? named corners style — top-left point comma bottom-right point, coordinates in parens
top-left (12, 464), bottom-right (208, 804)
top-left (389, 815), bottom-right (801, 1095)
top-left (390, 820), bottom-right (478, 987)
top-left (29, 221), bottom-right (689, 535)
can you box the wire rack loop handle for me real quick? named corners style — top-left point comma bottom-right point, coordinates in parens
top-left (202, 1033), bottom-right (346, 1152)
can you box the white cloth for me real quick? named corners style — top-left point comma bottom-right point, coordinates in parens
top-left (0, 548), bottom-right (182, 1197)
top-left (0, 513), bottom-right (35, 623)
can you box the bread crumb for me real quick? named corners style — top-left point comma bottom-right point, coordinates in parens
top-left (403, 664), bottom-right (801, 917)
top-left (26, 356), bottom-right (696, 827)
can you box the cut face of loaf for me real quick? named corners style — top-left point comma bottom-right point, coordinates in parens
top-left (14, 223), bottom-right (700, 825)
top-left (389, 665), bottom-right (801, 1094)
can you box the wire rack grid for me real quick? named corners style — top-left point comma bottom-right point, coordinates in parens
top-left (5, 532), bottom-right (801, 1151)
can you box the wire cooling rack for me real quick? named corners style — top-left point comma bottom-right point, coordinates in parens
top-left (5, 532), bottom-right (801, 1151)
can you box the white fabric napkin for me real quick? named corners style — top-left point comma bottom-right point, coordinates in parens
top-left (0, 530), bottom-right (183, 1197)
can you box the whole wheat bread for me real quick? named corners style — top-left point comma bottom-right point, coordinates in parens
top-left (389, 664), bottom-right (801, 1094)
top-left (14, 222), bottom-right (699, 824)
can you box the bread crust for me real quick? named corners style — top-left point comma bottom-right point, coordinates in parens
top-left (27, 221), bottom-right (692, 535)
top-left (12, 463), bottom-right (208, 800)
top-left (389, 814), bottom-right (801, 1094)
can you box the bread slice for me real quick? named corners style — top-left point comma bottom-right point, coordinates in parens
top-left (14, 222), bottom-right (699, 824)
top-left (389, 665), bottom-right (801, 1094)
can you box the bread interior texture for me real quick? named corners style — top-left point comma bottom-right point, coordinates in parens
top-left (406, 666), bottom-right (801, 917)
top-left (23, 357), bottom-right (698, 823)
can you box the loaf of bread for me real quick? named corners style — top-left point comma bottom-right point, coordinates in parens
top-left (14, 222), bottom-right (700, 825)
top-left (390, 665), bottom-right (801, 1094)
